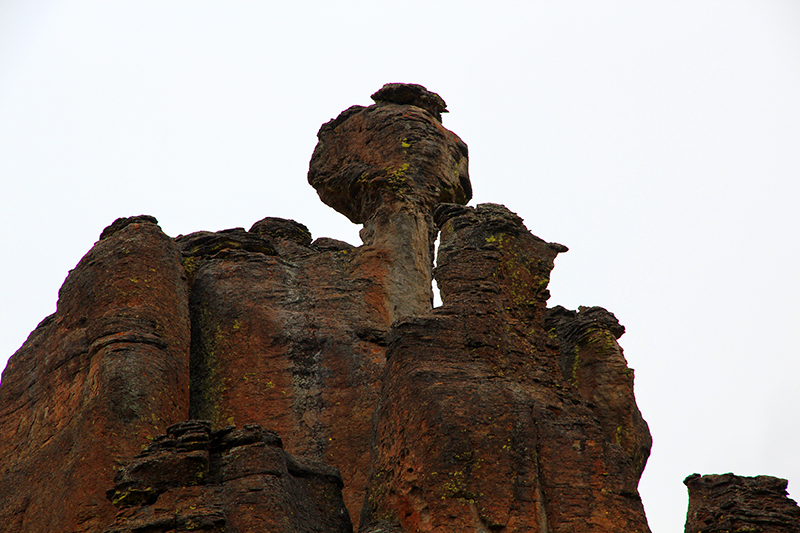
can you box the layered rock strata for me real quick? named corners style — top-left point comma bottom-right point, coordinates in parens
top-left (0, 83), bottom-right (665, 532)
top-left (684, 473), bottom-right (800, 533)
top-left (104, 420), bottom-right (351, 533)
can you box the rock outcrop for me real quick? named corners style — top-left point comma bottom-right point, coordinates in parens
top-left (308, 82), bottom-right (470, 322)
top-left (684, 473), bottom-right (800, 532)
top-left (0, 83), bottom-right (790, 532)
top-left (0, 216), bottom-right (190, 532)
top-left (360, 203), bottom-right (650, 532)
top-left (545, 305), bottom-right (651, 480)
top-left (104, 420), bottom-right (351, 533)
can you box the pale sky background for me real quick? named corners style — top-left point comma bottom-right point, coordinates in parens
top-left (1, 2), bottom-right (799, 531)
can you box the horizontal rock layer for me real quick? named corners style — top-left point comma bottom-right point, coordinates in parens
top-left (105, 420), bottom-right (351, 533)
top-left (684, 473), bottom-right (800, 533)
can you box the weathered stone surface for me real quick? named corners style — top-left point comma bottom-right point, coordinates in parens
top-left (249, 216), bottom-right (313, 246)
top-left (360, 204), bottom-right (651, 532)
top-left (684, 473), bottom-right (800, 532)
top-left (104, 421), bottom-right (352, 533)
top-left (2, 84), bottom-right (785, 532)
top-left (546, 305), bottom-right (651, 480)
top-left (0, 216), bottom-right (190, 532)
top-left (371, 82), bottom-right (449, 122)
top-left (177, 220), bottom-right (390, 527)
top-left (308, 82), bottom-right (470, 321)
top-left (174, 85), bottom-right (474, 528)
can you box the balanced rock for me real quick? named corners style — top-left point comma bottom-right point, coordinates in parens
top-left (3, 84), bottom-right (788, 533)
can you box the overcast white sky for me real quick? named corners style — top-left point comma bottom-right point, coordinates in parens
top-left (1, 2), bottom-right (799, 531)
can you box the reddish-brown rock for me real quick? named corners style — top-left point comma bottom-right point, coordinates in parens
top-left (104, 420), bottom-right (351, 533)
top-left (308, 82), bottom-right (470, 321)
top-left (2, 84), bottom-right (786, 532)
top-left (0, 216), bottom-right (190, 532)
top-left (546, 305), bottom-right (652, 480)
top-left (360, 203), bottom-right (651, 532)
top-left (176, 219), bottom-right (389, 526)
top-left (684, 473), bottom-right (800, 532)
top-left (174, 84), bottom-right (473, 528)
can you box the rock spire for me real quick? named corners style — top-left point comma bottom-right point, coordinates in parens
top-left (0, 84), bottom-right (795, 532)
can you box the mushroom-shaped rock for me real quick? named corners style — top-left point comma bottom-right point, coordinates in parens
top-left (308, 84), bottom-right (472, 320)
top-left (308, 83), bottom-right (471, 226)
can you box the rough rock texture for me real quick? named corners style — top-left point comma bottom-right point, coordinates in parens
top-left (175, 216), bottom-right (390, 526)
top-left (684, 473), bottom-right (800, 532)
top-left (546, 305), bottom-right (652, 480)
top-left (3, 83), bottom-right (780, 532)
top-left (359, 203), bottom-right (650, 532)
top-left (0, 217), bottom-right (190, 532)
top-left (104, 420), bottom-right (351, 533)
top-left (308, 83), bottom-right (470, 321)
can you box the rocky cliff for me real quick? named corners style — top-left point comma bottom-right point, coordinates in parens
top-left (0, 84), bottom-right (795, 532)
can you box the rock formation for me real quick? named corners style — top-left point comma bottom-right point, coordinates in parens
top-left (359, 203), bottom-right (649, 532)
top-left (684, 473), bottom-right (800, 533)
top-left (0, 83), bottom-right (794, 532)
top-left (104, 420), bottom-right (351, 533)
top-left (0, 215), bottom-right (190, 532)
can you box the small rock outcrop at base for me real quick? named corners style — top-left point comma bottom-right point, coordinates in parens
top-left (684, 473), bottom-right (800, 533)
top-left (104, 421), bottom-right (351, 533)
top-left (0, 83), bottom-right (795, 532)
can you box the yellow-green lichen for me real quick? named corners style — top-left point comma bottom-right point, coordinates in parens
top-left (111, 487), bottom-right (158, 507)
top-left (439, 469), bottom-right (478, 502)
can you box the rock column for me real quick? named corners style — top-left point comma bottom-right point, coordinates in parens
top-left (360, 204), bottom-right (652, 532)
top-left (0, 216), bottom-right (191, 532)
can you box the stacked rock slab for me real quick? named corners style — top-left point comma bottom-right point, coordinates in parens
top-left (684, 474), bottom-right (800, 533)
top-left (0, 84), bottom-right (662, 532)
top-left (104, 421), bottom-right (351, 533)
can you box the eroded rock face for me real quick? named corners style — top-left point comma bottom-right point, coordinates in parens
top-left (308, 83), bottom-right (470, 225)
top-left (0, 217), bottom-right (190, 532)
top-left (104, 421), bottom-right (352, 533)
top-left (546, 305), bottom-right (652, 480)
top-left (175, 217), bottom-right (389, 526)
top-left (2, 84), bottom-right (776, 533)
top-left (308, 83), bottom-right (470, 321)
top-left (360, 204), bottom-right (651, 532)
top-left (684, 473), bottom-right (800, 533)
